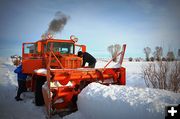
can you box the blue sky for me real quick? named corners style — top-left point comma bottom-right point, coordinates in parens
top-left (0, 0), bottom-right (180, 58)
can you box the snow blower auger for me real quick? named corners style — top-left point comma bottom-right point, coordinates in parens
top-left (20, 35), bottom-right (126, 118)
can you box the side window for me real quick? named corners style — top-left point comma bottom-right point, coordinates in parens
top-left (70, 44), bottom-right (74, 54)
top-left (75, 46), bottom-right (82, 55)
top-left (24, 44), bottom-right (37, 54)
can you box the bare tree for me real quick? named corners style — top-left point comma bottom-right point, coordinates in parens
top-left (114, 44), bottom-right (121, 56)
top-left (129, 57), bottom-right (133, 62)
top-left (169, 61), bottom-right (180, 92)
top-left (141, 61), bottom-right (180, 93)
top-left (162, 57), bottom-right (167, 61)
top-left (154, 46), bottom-right (163, 61)
top-left (107, 44), bottom-right (121, 62)
top-left (150, 57), bottom-right (154, 62)
top-left (108, 45), bottom-right (114, 55)
top-left (144, 47), bottom-right (151, 61)
top-left (167, 51), bottom-right (175, 61)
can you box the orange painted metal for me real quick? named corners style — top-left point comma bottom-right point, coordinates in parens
top-left (22, 39), bottom-right (85, 74)
top-left (44, 67), bottom-right (126, 115)
top-left (21, 38), bottom-right (126, 117)
top-left (22, 59), bottom-right (43, 74)
top-left (51, 68), bottom-right (119, 84)
top-left (42, 43), bottom-right (126, 116)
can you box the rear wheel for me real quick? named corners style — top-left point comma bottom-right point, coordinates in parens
top-left (34, 75), bottom-right (46, 106)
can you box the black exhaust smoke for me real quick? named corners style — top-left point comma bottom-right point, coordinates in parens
top-left (45, 11), bottom-right (69, 36)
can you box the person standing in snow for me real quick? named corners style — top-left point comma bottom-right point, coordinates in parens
top-left (14, 64), bottom-right (27, 101)
top-left (78, 51), bottom-right (96, 68)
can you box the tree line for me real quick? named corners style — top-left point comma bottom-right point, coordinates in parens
top-left (144, 46), bottom-right (176, 61)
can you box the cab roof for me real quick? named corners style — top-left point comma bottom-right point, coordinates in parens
top-left (36, 39), bottom-right (75, 44)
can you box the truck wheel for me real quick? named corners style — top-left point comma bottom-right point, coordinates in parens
top-left (34, 75), bottom-right (46, 106)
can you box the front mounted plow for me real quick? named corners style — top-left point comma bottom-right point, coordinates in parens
top-left (41, 44), bottom-right (126, 118)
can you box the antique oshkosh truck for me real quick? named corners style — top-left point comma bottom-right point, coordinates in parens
top-left (19, 35), bottom-right (126, 117)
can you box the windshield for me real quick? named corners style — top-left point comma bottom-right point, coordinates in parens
top-left (47, 42), bottom-right (74, 54)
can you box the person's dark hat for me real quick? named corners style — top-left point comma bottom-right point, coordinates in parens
top-left (78, 51), bottom-right (83, 57)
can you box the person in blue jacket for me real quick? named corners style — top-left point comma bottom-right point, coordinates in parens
top-left (14, 64), bottom-right (27, 101)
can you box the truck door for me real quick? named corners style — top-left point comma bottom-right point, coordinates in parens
top-left (22, 43), bottom-right (43, 74)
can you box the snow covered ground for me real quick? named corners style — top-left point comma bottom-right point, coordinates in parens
top-left (65, 83), bottom-right (180, 119)
top-left (0, 57), bottom-right (46, 119)
top-left (0, 57), bottom-right (180, 119)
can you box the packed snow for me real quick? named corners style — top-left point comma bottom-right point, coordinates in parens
top-left (0, 58), bottom-right (45, 119)
top-left (34, 68), bottom-right (47, 75)
top-left (65, 83), bottom-right (180, 119)
top-left (0, 57), bottom-right (180, 119)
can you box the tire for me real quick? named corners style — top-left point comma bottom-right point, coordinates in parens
top-left (34, 75), bottom-right (46, 106)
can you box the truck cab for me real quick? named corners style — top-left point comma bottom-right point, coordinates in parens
top-left (19, 36), bottom-right (126, 116)
top-left (22, 38), bottom-right (86, 74)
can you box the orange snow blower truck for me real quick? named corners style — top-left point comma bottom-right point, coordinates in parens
top-left (21, 35), bottom-right (126, 117)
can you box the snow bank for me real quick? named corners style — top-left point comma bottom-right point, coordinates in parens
top-left (0, 57), bottom-right (46, 119)
top-left (123, 62), bottom-right (147, 87)
top-left (34, 68), bottom-right (47, 75)
top-left (66, 83), bottom-right (180, 119)
top-left (0, 57), bottom-right (16, 86)
top-left (1, 57), bottom-right (180, 119)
